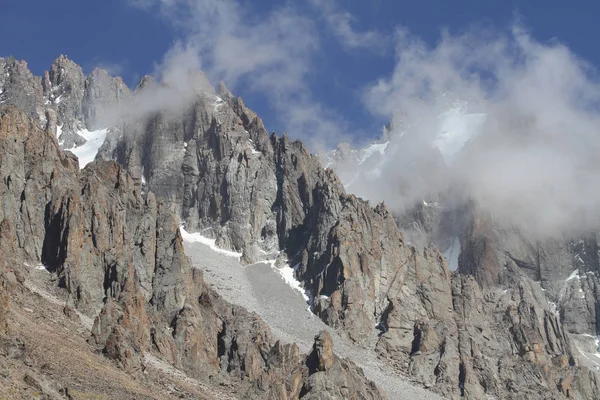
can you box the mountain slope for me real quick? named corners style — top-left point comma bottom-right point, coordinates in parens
top-left (2, 55), bottom-right (600, 399)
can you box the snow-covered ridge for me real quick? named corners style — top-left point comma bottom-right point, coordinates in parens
top-left (358, 141), bottom-right (389, 165)
top-left (323, 103), bottom-right (487, 192)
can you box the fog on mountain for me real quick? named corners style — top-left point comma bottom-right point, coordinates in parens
top-left (340, 25), bottom-right (600, 238)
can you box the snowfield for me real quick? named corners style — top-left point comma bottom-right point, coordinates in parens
top-left (66, 128), bottom-right (109, 169)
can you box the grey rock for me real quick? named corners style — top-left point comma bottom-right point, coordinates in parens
top-left (42, 55), bottom-right (87, 147)
top-left (0, 57), bottom-right (44, 121)
top-left (302, 331), bottom-right (386, 400)
top-left (103, 76), bottom-right (600, 398)
top-left (6, 53), bottom-right (600, 399)
top-left (82, 67), bottom-right (130, 130)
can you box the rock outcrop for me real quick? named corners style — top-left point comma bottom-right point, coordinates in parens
top-left (0, 55), bottom-right (131, 150)
top-left (302, 331), bottom-right (383, 400)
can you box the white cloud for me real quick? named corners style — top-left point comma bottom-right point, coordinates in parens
top-left (309, 0), bottom-right (386, 52)
top-left (96, 43), bottom-right (213, 126)
top-left (90, 60), bottom-right (126, 77)
top-left (121, 3), bottom-right (600, 238)
top-left (126, 0), bottom-right (352, 143)
top-left (353, 24), bottom-right (600, 236)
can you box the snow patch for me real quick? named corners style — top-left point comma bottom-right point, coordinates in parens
top-left (66, 128), bottom-right (109, 169)
top-left (359, 141), bottom-right (389, 165)
top-left (443, 236), bottom-right (461, 271)
top-left (213, 96), bottom-right (225, 112)
top-left (574, 335), bottom-right (600, 370)
top-left (56, 124), bottom-right (63, 142)
top-left (245, 139), bottom-right (260, 155)
top-left (24, 262), bottom-right (48, 272)
top-left (566, 269), bottom-right (580, 281)
top-left (266, 260), bottom-right (310, 302)
top-left (179, 226), bottom-right (242, 259)
top-left (54, 95), bottom-right (62, 104)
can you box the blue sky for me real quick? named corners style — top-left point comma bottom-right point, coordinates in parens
top-left (2, 0), bottom-right (600, 147)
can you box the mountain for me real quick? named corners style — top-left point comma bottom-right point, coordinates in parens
top-left (0, 58), bottom-right (386, 399)
top-left (1, 55), bottom-right (600, 399)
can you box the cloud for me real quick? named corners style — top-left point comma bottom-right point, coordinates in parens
top-left (124, 0), bottom-right (354, 144)
top-left (309, 0), bottom-right (386, 52)
top-left (91, 60), bottom-right (126, 77)
top-left (351, 24), bottom-right (600, 236)
top-left (95, 43), bottom-right (213, 126)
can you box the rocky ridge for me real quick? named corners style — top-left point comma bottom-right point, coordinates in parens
top-left (0, 102), bottom-right (384, 399)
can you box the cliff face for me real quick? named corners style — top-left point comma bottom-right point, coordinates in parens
top-left (3, 54), bottom-right (600, 399)
top-left (102, 80), bottom-right (599, 398)
top-left (0, 103), bottom-right (384, 399)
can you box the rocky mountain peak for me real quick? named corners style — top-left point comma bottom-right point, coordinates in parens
top-left (0, 56), bottom-right (44, 120)
top-left (135, 74), bottom-right (156, 92)
top-left (218, 80), bottom-right (233, 98)
top-left (3, 54), bottom-right (600, 399)
top-left (42, 54), bottom-right (87, 146)
top-left (83, 66), bottom-right (130, 130)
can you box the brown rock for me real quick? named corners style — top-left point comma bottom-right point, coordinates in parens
top-left (307, 331), bottom-right (334, 373)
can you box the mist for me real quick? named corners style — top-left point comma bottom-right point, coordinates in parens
top-left (351, 25), bottom-right (600, 236)
top-left (125, 0), bottom-right (360, 150)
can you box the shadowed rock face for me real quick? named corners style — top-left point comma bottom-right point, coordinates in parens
top-left (0, 104), bottom-right (383, 399)
top-left (3, 54), bottom-right (600, 399)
